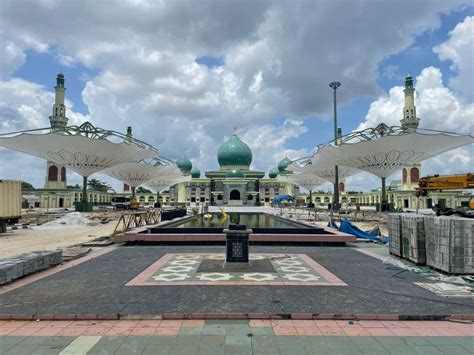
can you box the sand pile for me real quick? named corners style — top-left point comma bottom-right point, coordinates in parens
top-left (34, 212), bottom-right (99, 230)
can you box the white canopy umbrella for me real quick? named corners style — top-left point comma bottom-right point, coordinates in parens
top-left (103, 163), bottom-right (185, 196)
top-left (289, 158), bottom-right (361, 185)
top-left (331, 133), bottom-right (473, 179)
top-left (279, 173), bottom-right (327, 206)
top-left (102, 162), bottom-right (162, 196)
top-left (279, 173), bottom-right (326, 192)
top-left (146, 175), bottom-right (191, 206)
top-left (327, 129), bottom-right (474, 207)
top-left (0, 122), bottom-right (158, 208)
top-left (146, 175), bottom-right (190, 192)
top-left (0, 133), bottom-right (156, 177)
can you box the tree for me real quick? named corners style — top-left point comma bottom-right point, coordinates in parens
top-left (21, 181), bottom-right (34, 190)
top-left (87, 179), bottom-right (111, 192)
top-left (136, 186), bottom-right (152, 194)
top-left (67, 184), bottom-right (81, 189)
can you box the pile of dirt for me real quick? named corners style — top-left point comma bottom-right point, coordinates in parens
top-left (34, 212), bottom-right (99, 230)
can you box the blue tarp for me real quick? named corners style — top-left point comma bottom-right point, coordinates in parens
top-left (273, 194), bottom-right (294, 204)
top-left (327, 218), bottom-right (339, 229)
top-left (340, 218), bottom-right (388, 244)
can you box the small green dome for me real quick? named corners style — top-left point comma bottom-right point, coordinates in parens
top-left (217, 134), bottom-right (252, 168)
top-left (269, 167), bottom-right (279, 179)
top-left (226, 168), bottom-right (245, 178)
top-left (176, 156), bottom-right (192, 173)
top-left (278, 156), bottom-right (293, 173)
top-left (191, 166), bottom-right (201, 178)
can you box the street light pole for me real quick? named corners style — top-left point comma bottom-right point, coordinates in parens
top-left (329, 81), bottom-right (341, 212)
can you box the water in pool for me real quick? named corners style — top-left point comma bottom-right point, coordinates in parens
top-left (175, 213), bottom-right (307, 229)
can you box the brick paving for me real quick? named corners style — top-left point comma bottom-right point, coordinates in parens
top-left (0, 319), bottom-right (472, 354)
top-left (0, 245), bottom-right (473, 317)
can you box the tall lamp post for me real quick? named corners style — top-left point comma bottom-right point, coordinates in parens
top-left (329, 81), bottom-right (341, 212)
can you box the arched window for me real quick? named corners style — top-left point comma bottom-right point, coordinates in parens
top-left (410, 167), bottom-right (420, 183)
top-left (61, 167), bottom-right (66, 182)
top-left (48, 165), bottom-right (58, 181)
top-left (338, 182), bottom-right (345, 192)
top-left (402, 168), bottom-right (407, 184)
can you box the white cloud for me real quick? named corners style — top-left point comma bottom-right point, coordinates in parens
top-left (433, 16), bottom-right (474, 102)
top-left (0, 38), bottom-right (26, 78)
top-left (0, 1), bottom-right (472, 190)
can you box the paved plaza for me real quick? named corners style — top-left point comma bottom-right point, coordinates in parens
top-left (0, 319), bottom-right (473, 354)
top-left (0, 245), bottom-right (473, 316)
top-left (0, 244), bottom-right (472, 354)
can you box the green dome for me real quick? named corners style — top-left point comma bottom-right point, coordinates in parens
top-left (191, 166), bottom-right (201, 178)
top-left (269, 167), bottom-right (279, 179)
top-left (226, 168), bottom-right (245, 178)
top-left (217, 134), bottom-right (252, 168)
top-left (176, 156), bottom-right (192, 173)
top-left (278, 156), bottom-right (293, 172)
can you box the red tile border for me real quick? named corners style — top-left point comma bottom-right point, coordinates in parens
top-left (291, 313), bottom-right (313, 320)
top-left (126, 253), bottom-right (347, 286)
top-left (0, 319), bottom-right (471, 336)
top-left (116, 230), bottom-right (356, 243)
top-left (248, 313), bottom-right (270, 319)
top-left (1, 313), bottom-right (472, 321)
top-left (205, 313), bottom-right (227, 319)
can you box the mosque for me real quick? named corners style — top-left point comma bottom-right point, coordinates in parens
top-left (20, 73), bottom-right (471, 210)
top-left (168, 134), bottom-right (297, 206)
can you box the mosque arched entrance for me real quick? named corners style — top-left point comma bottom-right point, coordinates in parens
top-left (229, 189), bottom-right (241, 200)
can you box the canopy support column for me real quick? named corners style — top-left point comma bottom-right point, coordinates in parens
top-left (131, 186), bottom-right (136, 198)
top-left (381, 177), bottom-right (387, 212)
top-left (82, 176), bottom-right (88, 203)
top-left (334, 166), bottom-right (339, 211)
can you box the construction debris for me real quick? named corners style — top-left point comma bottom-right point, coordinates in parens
top-left (0, 250), bottom-right (62, 285)
top-left (33, 212), bottom-right (99, 230)
top-left (388, 213), bottom-right (473, 274)
top-left (414, 282), bottom-right (472, 298)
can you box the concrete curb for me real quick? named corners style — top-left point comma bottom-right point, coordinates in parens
top-left (0, 313), bottom-right (472, 321)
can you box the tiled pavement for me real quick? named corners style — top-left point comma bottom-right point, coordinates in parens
top-left (2, 245), bottom-right (473, 316)
top-left (0, 319), bottom-right (472, 354)
top-left (127, 253), bottom-right (347, 286)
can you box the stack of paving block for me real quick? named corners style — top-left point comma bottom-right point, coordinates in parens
top-left (0, 250), bottom-right (62, 285)
top-left (388, 213), bottom-right (402, 257)
top-left (401, 214), bottom-right (426, 265)
top-left (425, 216), bottom-right (473, 274)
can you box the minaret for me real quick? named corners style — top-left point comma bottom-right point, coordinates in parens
top-left (49, 73), bottom-right (69, 129)
top-left (44, 73), bottom-right (68, 189)
top-left (400, 75), bottom-right (420, 131)
top-left (400, 75), bottom-right (421, 190)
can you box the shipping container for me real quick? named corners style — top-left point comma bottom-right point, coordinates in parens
top-left (0, 180), bottom-right (21, 221)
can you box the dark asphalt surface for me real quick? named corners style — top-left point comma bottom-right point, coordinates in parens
top-left (0, 245), bottom-right (472, 316)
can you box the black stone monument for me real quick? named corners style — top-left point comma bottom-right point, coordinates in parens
top-left (223, 224), bottom-right (251, 267)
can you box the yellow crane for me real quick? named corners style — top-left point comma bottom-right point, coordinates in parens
top-left (415, 173), bottom-right (473, 217)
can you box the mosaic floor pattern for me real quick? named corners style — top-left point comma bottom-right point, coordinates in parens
top-left (127, 253), bottom-right (347, 286)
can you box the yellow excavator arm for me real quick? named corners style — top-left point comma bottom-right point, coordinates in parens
top-left (416, 173), bottom-right (474, 215)
top-left (417, 173), bottom-right (474, 191)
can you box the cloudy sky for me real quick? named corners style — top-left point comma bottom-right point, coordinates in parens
top-left (0, 0), bottom-right (472, 192)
